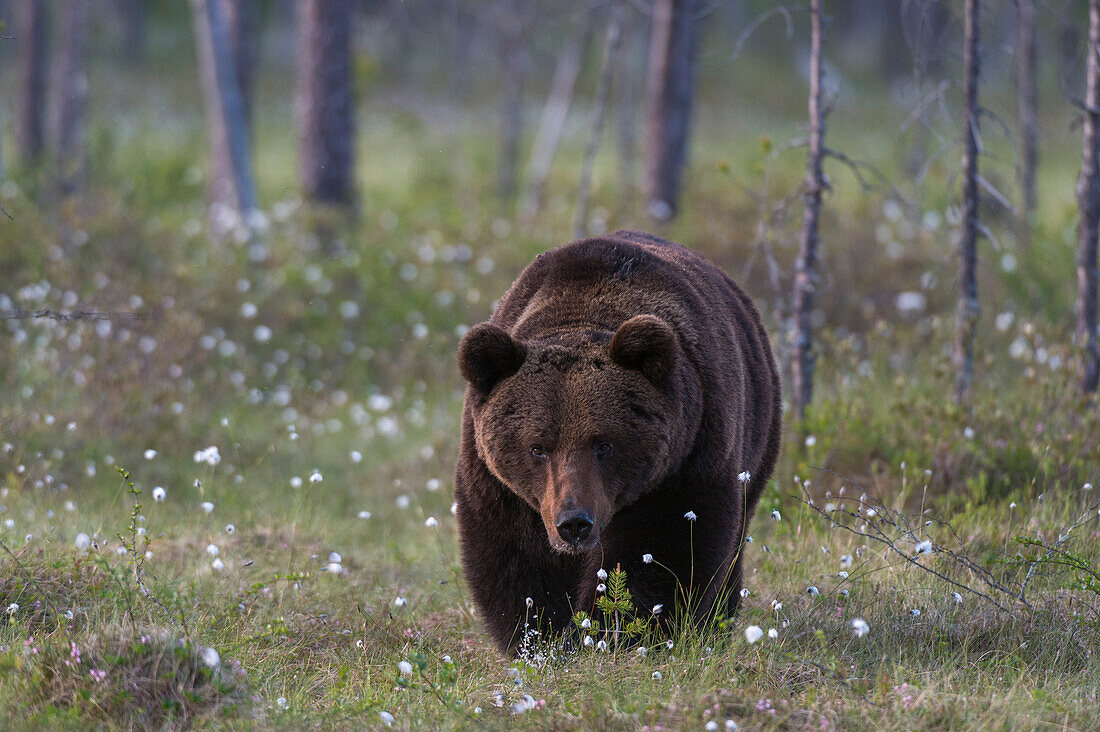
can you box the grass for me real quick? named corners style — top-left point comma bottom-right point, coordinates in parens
top-left (1, 33), bottom-right (1099, 730)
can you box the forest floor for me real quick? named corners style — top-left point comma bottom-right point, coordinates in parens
top-left (2, 62), bottom-right (1100, 729)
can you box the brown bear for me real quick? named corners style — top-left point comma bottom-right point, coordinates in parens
top-left (454, 229), bottom-right (781, 653)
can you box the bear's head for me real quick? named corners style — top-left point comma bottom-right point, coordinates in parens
top-left (458, 315), bottom-right (697, 554)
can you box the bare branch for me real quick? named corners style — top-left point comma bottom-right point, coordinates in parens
top-left (729, 4), bottom-right (803, 63)
top-left (976, 174), bottom-right (1018, 216)
top-left (0, 308), bottom-right (152, 322)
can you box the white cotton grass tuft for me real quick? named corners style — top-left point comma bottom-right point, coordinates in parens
top-left (358, 510), bottom-right (371, 520)
top-left (211, 558), bottom-right (225, 571)
top-left (651, 604), bottom-right (663, 615)
top-left (642, 553), bottom-right (653, 563)
top-left (651, 671), bottom-right (662, 680)
top-left (201, 646), bottom-right (220, 668)
top-left (393, 596), bottom-right (408, 608)
top-left (397, 661), bottom-right (413, 676)
top-left (74, 532), bottom-right (91, 551)
top-left (684, 510), bottom-right (697, 521)
top-left (771, 509), bottom-right (781, 522)
top-left (851, 618), bottom-right (870, 637)
top-left (952, 591), bottom-right (963, 604)
top-left (597, 568), bottom-right (607, 580)
top-left (806, 585), bottom-right (819, 597)
top-left (152, 486), bottom-right (166, 501)
top-left (206, 544), bottom-right (220, 557)
top-left (378, 711), bottom-right (395, 726)
top-left (744, 625), bottom-right (764, 644)
top-left (201, 501), bottom-right (215, 514)
top-left (738, 471), bottom-right (751, 483)
top-left (193, 446), bottom-right (221, 466)
top-left (767, 628), bottom-right (778, 639)
top-left (914, 540), bottom-right (934, 555)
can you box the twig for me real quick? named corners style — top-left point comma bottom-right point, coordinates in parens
top-left (729, 4), bottom-right (803, 62)
top-left (1019, 499), bottom-right (1100, 603)
top-left (0, 308), bottom-right (151, 322)
top-left (800, 493), bottom-right (1014, 613)
top-left (823, 147), bottom-right (911, 207)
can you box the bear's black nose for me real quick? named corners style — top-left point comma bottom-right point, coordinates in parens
top-left (556, 512), bottom-right (594, 546)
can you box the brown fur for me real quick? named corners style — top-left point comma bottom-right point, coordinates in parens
top-left (454, 230), bottom-right (782, 653)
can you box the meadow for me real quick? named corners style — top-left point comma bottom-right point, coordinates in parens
top-left (2, 26), bottom-right (1100, 730)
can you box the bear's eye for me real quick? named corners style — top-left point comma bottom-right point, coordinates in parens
top-left (530, 445), bottom-right (547, 459)
top-left (594, 441), bottom-right (613, 459)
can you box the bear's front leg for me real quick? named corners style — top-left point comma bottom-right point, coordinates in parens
top-left (454, 452), bottom-right (583, 653)
top-left (599, 480), bottom-right (748, 630)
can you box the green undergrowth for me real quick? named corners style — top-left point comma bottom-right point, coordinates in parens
top-left (1, 33), bottom-right (1099, 731)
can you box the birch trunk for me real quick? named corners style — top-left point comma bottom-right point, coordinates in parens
top-left (116, 0), bottom-right (146, 62)
top-left (955, 0), bottom-right (982, 403)
top-left (574, 4), bottom-right (624, 238)
top-left (51, 0), bottom-right (89, 195)
top-left (221, 0), bottom-right (257, 131)
top-left (1077, 0), bottom-right (1100, 393)
top-left (1016, 0), bottom-right (1038, 246)
top-left (519, 18), bottom-right (590, 222)
top-left (17, 0), bottom-right (49, 164)
top-left (616, 15), bottom-right (642, 215)
top-left (295, 0), bottom-right (356, 205)
top-left (791, 0), bottom-right (826, 419)
top-left (497, 36), bottom-right (525, 200)
top-left (191, 0), bottom-right (258, 233)
top-left (642, 0), bottom-right (699, 220)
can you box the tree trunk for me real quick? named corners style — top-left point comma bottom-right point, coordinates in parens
top-left (1077, 0), bottom-right (1100, 394)
top-left (16, 0), bottom-right (49, 164)
top-left (51, 0), bottom-right (89, 196)
top-left (221, 0), bottom-right (257, 130)
top-left (115, 0), bottom-right (146, 62)
top-left (519, 17), bottom-right (591, 222)
top-left (574, 3), bottom-right (624, 238)
top-left (791, 0), bottom-right (826, 419)
top-left (295, 0), bottom-right (356, 206)
top-left (616, 15), bottom-right (643, 215)
top-left (497, 33), bottom-right (525, 200)
top-left (191, 0), bottom-right (258, 234)
top-left (1016, 0), bottom-right (1037, 246)
top-left (955, 0), bottom-right (982, 403)
top-left (642, 0), bottom-right (699, 220)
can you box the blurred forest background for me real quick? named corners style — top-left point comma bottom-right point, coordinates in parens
top-left (1, 1), bottom-right (1099, 729)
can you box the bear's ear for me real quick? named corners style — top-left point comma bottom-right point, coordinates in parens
top-left (458, 323), bottom-right (527, 393)
top-left (610, 315), bottom-right (677, 383)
